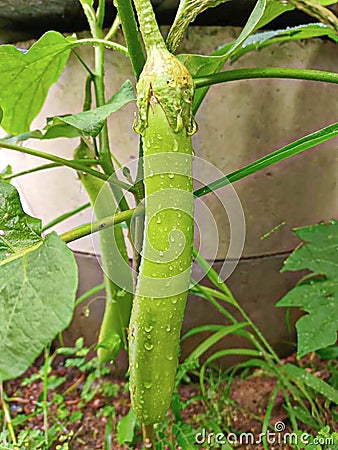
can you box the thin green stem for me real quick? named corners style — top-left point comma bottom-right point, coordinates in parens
top-left (193, 122), bottom-right (338, 198)
top-left (75, 283), bottom-right (105, 307)
top-left (42, 348), bottom-right (50, 448)
top-left (116, 0), bottom-right (145, 79)
top-left (0, 141), bottom-right (133, 191)
top-left (0, 383), bottom-right (17, 447)
top-left (105, 14), bottom-right (121, 41)
top-left (132, 0), bottom-right (166, 53)
top-left (72, 49), bottom-right (95, 76)
top-left (96, 0), bottom-right (106, 29)
top-left (75, 38), bottom-right (129, 56)
top-left (60, 206), bottom-right (143, 243)
top-left (3, 160), bottom-right (98, 181)
top-left (142, 423), bottom-right (155, 449)
top-left (192, 247), bottom-right (280, 363)
top-left (42, 203), bottom-right (91, 232)
top-left (194, 67), bottom-right (338, 89)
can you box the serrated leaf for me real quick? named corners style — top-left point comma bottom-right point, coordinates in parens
top-left (282, 220), bottom-right (338, 278)
top-left (117, 408), bottom-right (137, 444)
top-left (277, 220), bottom-right (338, 357)
top-left (0, 232), bottom-right (78, 381)
top-left (0, 31), bottom-right (74, 135)
top-left (0, 179), bottom-right (42, 261)
top-left (282, 363), bottom-right (338, 404)
top-left (43, 80), bottom-right (136, 138)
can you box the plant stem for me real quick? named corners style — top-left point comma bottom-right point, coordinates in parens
top-left (142, 424), bottom-right (155, 449)
top-left (132, 0), bottom-right (166, 53)
top-left (96, 0), bottom-right (106, 29)
top-left (115, 0), bottom-right (146, 79)
top-left (0, 383), bottom-right (17, 447)
top-left (60, 206), bottom-right (143, 243)
top-left (3, 160), bottom-right (98, 181)
top-left (42, 202), bottom-right (91, 232)
top-left (0, 141), bottom-right (133, 191)
top-left (75, 283), bottom-right (105, 307)
top-left (194, 67), bottom-right (338, 89)
top-left (91, 28), bottom-right (115, 176)
top-left (75, 38), bottom-right (129, 55)
top-left (105, 14), bottom-right (121, 41)
top-left (192, 248), bottom-right (280, 363)
top-left (193, 121), bottom-right (338, 198)
top-left (42, 348), bottom-right (50, 447)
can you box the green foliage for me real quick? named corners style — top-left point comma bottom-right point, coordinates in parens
top-left (0, 80), bottom-right (135, 143)
top-left (0, 31), bottom-right (74, 135)
top-left (282, 363), bottom-right (338, 404)
top-left (230, 23), bottom-right (338, 62)
top-left (0, 180), bottom-right (42, 260)
top-left (277, 220), bottom-right (338, 357)
top-left (193, 122), bottom-right (338, 198)
top-left (44, 80), bottom-right (135, 138)
top-left (117, 408), bottom-right (137, 445)
top-left (0, 180), bottom-right (78, 381)
top-left (0, 233), bottom-right (78, 381)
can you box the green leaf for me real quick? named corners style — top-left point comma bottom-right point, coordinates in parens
top-left (226, 0), bottom-right (268, 59)
top-left (277, 220), bottom-right (338, 357)
top-left (0, 232), bottom-right (78, 381)
top-left (42, 80), bottom-right (136, 138)
top-left (117, 408), bottom-right (137, 444)
top-left (178, 53), bottom-right (226, 79)
top-left (0, 31), bottom-right (74, 135)
top-left (281, 220), bottom-right (338, 277)
top-left (190, 0), bottom-right (268, 111)
top-left (179, 22), bottom-right (337, 85)
top-left (231, 23), bottom-right (338, 62)
top-left (317, 345), bottom-right (338, 360)
top-left (282, 363), bottom-right (338, 404)
top-left (0, 179), bottom-right (42, 261)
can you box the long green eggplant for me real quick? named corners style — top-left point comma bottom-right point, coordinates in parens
top-left (129, 0), bottom-right (197, 425)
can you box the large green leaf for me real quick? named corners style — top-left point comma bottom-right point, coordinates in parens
top-left (0, 31), bottom-right (74, 135)
top-left (277, 220), bottom-right (338, 357)
top-left (0, 179), bottom-right (78, 381)
top-left (44, 80), bottom-right (136, 138)
top-left (0, 233), bottom-right (78, 381)
top-left (0, 180), bottom-right (42, 261)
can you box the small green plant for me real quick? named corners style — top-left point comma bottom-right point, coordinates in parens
top-left (277, 220), bottom-right (338, 357)
top-left (0, 0), bottom-right (337, 447)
